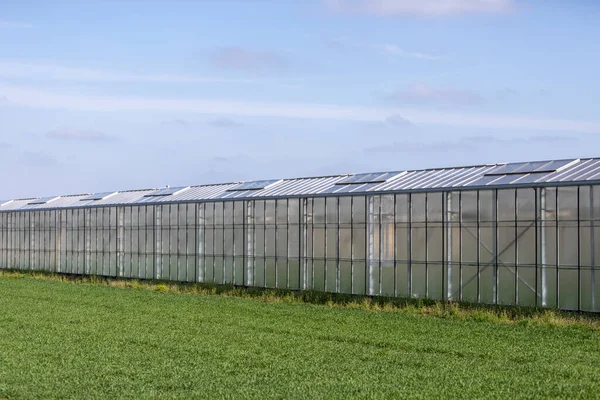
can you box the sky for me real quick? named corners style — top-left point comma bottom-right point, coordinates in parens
top-left (1, 0), bottom-right (600, 199)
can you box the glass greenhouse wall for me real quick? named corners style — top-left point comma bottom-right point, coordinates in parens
top-left (1, 184), bottom-right (599, 312)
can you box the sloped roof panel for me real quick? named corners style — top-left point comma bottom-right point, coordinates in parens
top-left (3, 158), bottom-right (600, 211)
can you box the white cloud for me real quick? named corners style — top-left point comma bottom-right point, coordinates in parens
top-left (0, 20), bottom-right (34, 29)
top-left (325, 0), bottom-right (516, 16)
top-left (1, 83), bottom-right (599, 134)
top-left (0, 61), bottom-right (252, 84)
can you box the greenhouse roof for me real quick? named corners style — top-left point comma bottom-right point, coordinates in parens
top-left (2, 157), bottom-right (600, 211)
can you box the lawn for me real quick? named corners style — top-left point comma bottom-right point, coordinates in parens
top-left (0, 275), bottom-right (599, 399)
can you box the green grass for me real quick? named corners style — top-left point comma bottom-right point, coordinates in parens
top-left (1, 273), bottom-right (600, 399)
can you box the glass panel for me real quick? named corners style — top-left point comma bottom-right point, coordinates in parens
top-left (352, 261), bottom-right (365, 295)
top-left (558, 187), bottom-right (578, 221)
top-left (479, 190), bottom-right (494, 222)
top-left (339, 197), bottom-right (352, 224)
top-left (224, 202), bottom-right (234, 225)
top-left (277, 199), bottom-right (287, 225)
top-left (411, 193), bottom-right (426, 223)
top-left (427, 224), bottom-right (442, 262)
top-left (313, 260), bottom-right (325, 291)
top-left (254, 258), bottom-right (265, 287)
top-left (339, 261), bottom-right (352, 294)
top-left (497, 189), bottom-right (515, 222)
top-left (381, 261), bottom-right (394, 297)
top-left (517, 189), bottom-right (536, 222)
top-left (214, 202), bottom-right (224, 225)
top-left (380, 195), bottom-right (394, 224)
top-left (559, 268), bottom-right (578, 310)
top-left (265, 200), bottom-right (276, 226)
top-left (395, 194), bottom-right (409, 223)
top-left (461, 265), bottom-right (478, 303)
top-left (255, 200), bottom-right (265, 225)
top-left (326, 197), bottom-right (338, 224)
top-left (288, 260), bottom-right (300, 290)
top-left (428, 263), bottom-right (443, 300)
top-left (276, 258), bottom-right (287, 289)
top-left (411, 263), bottom-right (426, 299)
top-left (313, 198), bottom-right (326, 224)
top-left (396, 262), bottom-right (409, 297)
top-left (288, 199), bottom-right (300, 224)
top-left (353, 197), bottom-right (366, 224)
top-left (427, 193), bottom-right (443, 223)
top-left (411, 225), bottom-right (426, 262)
top-left (339, 229), bottom-right (351, 260)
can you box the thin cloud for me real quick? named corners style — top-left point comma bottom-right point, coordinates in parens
top-left (373, 44), bottom-right (442, 60)
top-left (386, 83), bottom-right (483, 106)
top-left (210, 47), bottom-right (288, 71)
top-left (365, 135), bottom-right (579, 153)
top-left (208, 118), bottom-right (243, 128)
top-left (385, 115), bottom-right (413, 127)
top-left (324, 0), bottom-right (516, 17)
top-left (47, 128), bottom-right (116, 142)
top-left (327, 37), bottom-right (440, 61)
top-left (0, 61), bottom-right (252, 84)
top-left (160, 119), bottom-right (192, 128)
top-left (0, 20), bottom-right (34, 29)
top-left (1, 83), bottom-right (600, 134)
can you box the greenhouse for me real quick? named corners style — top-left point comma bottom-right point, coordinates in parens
top-left (1, 157), bottom-right (600, 312)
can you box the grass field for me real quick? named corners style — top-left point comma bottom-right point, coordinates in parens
top-left (1, 273), bottom-right (600, 399)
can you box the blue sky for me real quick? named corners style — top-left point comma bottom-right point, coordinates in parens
top-left (1, 0), bottom-right (600, 198)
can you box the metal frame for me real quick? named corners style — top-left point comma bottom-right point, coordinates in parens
top-left (1, 183), bottom-right (599, 312)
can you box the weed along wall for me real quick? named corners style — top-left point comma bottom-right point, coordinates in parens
top-left (1, 158), bottom-right (600, 312)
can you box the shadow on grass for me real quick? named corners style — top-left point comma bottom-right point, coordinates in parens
top-left (1, 269), bottom-right (599, 331)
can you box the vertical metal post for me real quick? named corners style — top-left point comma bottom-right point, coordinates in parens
top-left (445, 192), bottom-right (452, 301)
top-left (534, 188), bottom-right (539, 307)
top-left (336, 197), bottom-right (340, 293)
top-left (578, 186), bottom-right (581, 311)
top-left (494, 189), bottom-right (498, 304)
top-left (155, 205), bottom-right (161, 280)
top-left (555, 189), bottom-right (559, 306)
top-left (476, 191), bottom-right (481, 303)
top-left (425, 194), bottom-right (429, 298)
top-left (515, 189), bottom-right (519, 305)
top-left (408, 193), bottom-right (412, 297)
top-left (117, 207), bottom-right (124, 277)
top-left (590, 186), bottom-right (596, 311)
top-left (302, 198), bottom-right (308, 290)
top-left (274, 200), bottom-right (278, 287)
top-left (378, 196), bottom-right (383, 297)
top-left (540, 188), bottom-right (547, 307)
top-left (367, 196), bottom-right (375, 296)
top-left (350, 196), bottom-right (354, 294)
top-left (393, 194), bottom-right (397, 297)
top-left (459, 192), bottom-right (463, 301)
top-left (298, 198), bottom-right (302, 290)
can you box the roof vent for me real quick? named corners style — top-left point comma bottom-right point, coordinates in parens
top-left (143, 186), bottom-right (190, 197)
top-left (335, 171), bottom-right (405, 185)
top-left (226, 179), bottom-right (283, 191)
top-left (28, 196), bottom-right (61, 205)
